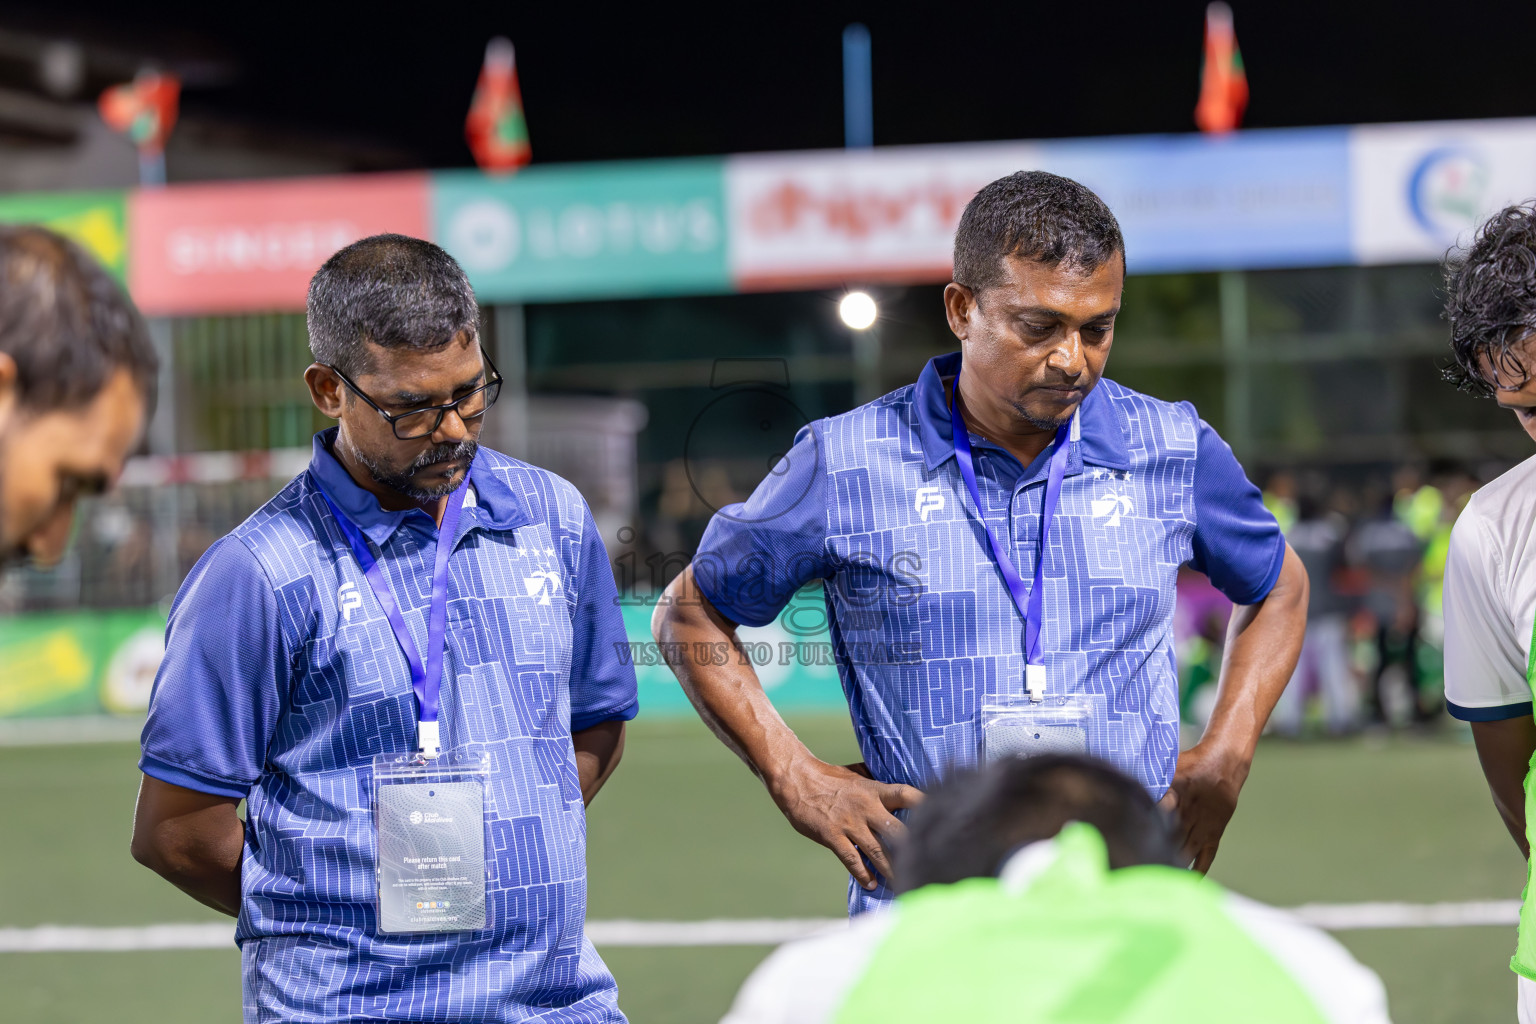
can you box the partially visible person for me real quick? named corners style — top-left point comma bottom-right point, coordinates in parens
top-left (1440, 201), bottom-right (1536, 1022)
top-left (1351, 493), bottom-right (1427, 725)
top-left (0, 225), bottom-right (157, 568)
top-left (1272, 494), bottom-right (1359, 736)
top-left (722, 754), bottom-right (1389, 1024)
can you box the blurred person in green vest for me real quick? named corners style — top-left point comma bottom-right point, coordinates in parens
top-left (1263, 468), bottom-right (1299, 536)
top-left (0, 225), bottom-right (156, 569)
top-left (722, 753), bottom-right (1389, 1024)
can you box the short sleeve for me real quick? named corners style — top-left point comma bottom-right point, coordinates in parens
top-left (692, 423), bottom-right (832, 628)
top-left (1186, 415), bottom-right (1286, 605)
top-left (139, 537), bottom-right (288, 798)
top-left (567, 504), bottom-right (640, 732)
top-left (1443, 508), bottom-right (1532, 720)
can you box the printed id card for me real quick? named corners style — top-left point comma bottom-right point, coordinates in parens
top-left (980, 694), bottom-right (1104, 764)
top-left (373, 749), bottom-right (490, 934)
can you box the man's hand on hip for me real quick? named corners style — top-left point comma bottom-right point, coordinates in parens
top-left (1159, 740), bottom-right (1251, 874)
top-left (768, 757), bottom-right (923, 890)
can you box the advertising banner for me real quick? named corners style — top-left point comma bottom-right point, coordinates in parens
top-left (0, 608), bottom-right (165, 720)
top-left (726, 128), bottom-right (1353, 289)
top-left (1349, 119), bottom-right (1536, 265)
top-left (128, 172), bottom-right (430, 316)
top-left (0, 190), bottom-right (128, 282)
top-left (432, 159), bottom-right (730, 303)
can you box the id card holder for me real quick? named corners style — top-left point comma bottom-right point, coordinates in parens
top-left (372, 748), bottom-right (491, 935)
top-left (980, 693), bottom-right (1104, 764)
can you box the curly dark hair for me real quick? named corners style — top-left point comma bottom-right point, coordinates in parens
top-left (952, 170), bottom-right (1124, 292)
top-left (1443, 203), bottom-right (1536, 396)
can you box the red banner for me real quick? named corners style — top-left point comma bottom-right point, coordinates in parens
top-left (128, 173), bottom-right (430, 316)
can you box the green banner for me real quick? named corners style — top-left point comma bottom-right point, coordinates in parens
top-left (0, 597), bottom-right (845, 722)
top-left (431, 160), bottom-right (730, 302)
top-left (0, 608), bottom-right (165, 719)
top-left (0, 190), bottom-right (128, 282)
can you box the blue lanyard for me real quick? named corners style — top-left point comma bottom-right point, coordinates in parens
top-left (949, 386), bottom-right (1072, 682)
top-left (318, 478), bottom-right (467, 732)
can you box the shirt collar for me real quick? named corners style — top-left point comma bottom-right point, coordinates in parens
top-left (307, 428), bottom-right (530, 548)
top-left (914, 352), bottom-right (1132, 474)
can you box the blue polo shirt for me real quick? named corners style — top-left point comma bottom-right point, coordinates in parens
top-left (694, 352), bottom-right (1282, 913)
top-left (140, 430), bottom-right (638, 1024)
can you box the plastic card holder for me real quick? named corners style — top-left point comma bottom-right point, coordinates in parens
top-left (980, 694), bottom-right (1105, 764)
top-left (372, 748), bottom-right (491, 935)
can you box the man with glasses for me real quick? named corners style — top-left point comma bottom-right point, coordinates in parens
top-left (132, 234), bottom-right (638, 1024)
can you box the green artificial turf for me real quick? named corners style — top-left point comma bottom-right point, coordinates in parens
top-left (0, 717), bottom-right (1526, 1023)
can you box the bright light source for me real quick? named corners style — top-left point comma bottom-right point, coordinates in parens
top-left (839, 291), bottom-right (878, 330)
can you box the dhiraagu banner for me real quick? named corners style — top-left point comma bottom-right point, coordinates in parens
top-left (0, 190), bottom-right (129, 283)
top-left (431, 159), bottom-right (731, 302)
top-left (0, 608), bottom-right (165, 719)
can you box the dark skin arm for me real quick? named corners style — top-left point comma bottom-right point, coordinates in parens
top-left (1471, 717), bottom-right (1536, 858)
top-left (652, 566), bottom-right (923, 891)
top-left (131, 723), bottom-right (624, 917)
top-left (1160, 544), bottom-right (1309, 873)
top-left (131, 776), bottom-right (243, 917)
top-left (574, 720), bottom-right (626, 806)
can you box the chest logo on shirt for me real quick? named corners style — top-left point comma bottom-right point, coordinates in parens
top-left (1090, 470), bottom-right (1136, 528)
top-left (337, 581), bottom-right (363, 621)
top-left (523, 570), bottom-right (562, 606)
top-left (915, 487), bottom-right (946, 521)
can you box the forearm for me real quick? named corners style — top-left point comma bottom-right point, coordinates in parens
top-left (573, 720), bottom-right (626, 805)
top-left (653, 565), bottom-right (816, 790)
top-left (1204, 544), bottom-right (1309, 760)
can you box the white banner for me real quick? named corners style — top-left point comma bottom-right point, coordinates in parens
top-left (1350, 118), bottom-right (1536, 264)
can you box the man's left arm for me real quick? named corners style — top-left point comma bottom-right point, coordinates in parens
top-left (565, 501), bottom-right (639, 806)
top-left (1166, 416), bottom-right (1309, 872)
top-left (1166, 544), bottom-right (1307, 871)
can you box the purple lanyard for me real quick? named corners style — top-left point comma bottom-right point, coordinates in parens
top-left (949, 389), bottom-right (1071, 669)
top-left (319, 481), bottom-right (467, 726)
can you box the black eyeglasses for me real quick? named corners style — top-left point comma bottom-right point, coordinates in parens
top-left (325, 348), bottom-right (503, 440)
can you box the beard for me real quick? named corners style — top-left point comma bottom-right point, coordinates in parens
top-left (351, 439), bottom-right (479, 502)
top-left (1008, 396), bottom-right (1078, 432)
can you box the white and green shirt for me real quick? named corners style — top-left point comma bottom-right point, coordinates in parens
top-left (723, 825), bottom-right (1389, 1024)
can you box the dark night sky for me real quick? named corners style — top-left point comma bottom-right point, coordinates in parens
top-left (10, 0), bottom-right (1536, 168)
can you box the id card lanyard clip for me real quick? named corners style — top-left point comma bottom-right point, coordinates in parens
top-left (320, 479), bottom-right (467, 758)
top-left (950, 385), bottom-right (1076, 703)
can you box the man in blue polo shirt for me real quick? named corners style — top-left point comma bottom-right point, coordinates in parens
top-left (653, 171), bottom-right (1307, 914)
top-left (131, 235), bottom-right (638, 1022)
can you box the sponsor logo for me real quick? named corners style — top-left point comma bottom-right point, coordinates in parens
top-left (914, 487), bottom-right (946, 522)
top-left (408, 810), bottom-right (423, 825)
top-left (337, 581), bottom-right (362, 621)
top-left (1408, 146), bottom-right (1489, 240)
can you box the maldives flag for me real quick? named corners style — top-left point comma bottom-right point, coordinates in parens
top-left (465, 37), bottom-right (531, 173)
top-left (99, 71), bottom-right (180, 153)
top-left (1194, 2), bottom-right (1248, 134)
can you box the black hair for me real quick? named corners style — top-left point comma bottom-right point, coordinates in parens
top-left (894, 753), bottom-right (1181, 893)
top-left (1443, 202), bottom-right (1536, 396)
top-left (306, 234), bottom-right (479, 378)
top-left (952, 171), bottom-right (1125, 292)
top-left (0, 225), bottom-right (157, 413)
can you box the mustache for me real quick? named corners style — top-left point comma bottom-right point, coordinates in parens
top-left (409, 440), bottom-right (478, 472)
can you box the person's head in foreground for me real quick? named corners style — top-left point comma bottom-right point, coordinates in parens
top-left (944, 169), bottom-right (1125, 433)
top-left (0, 225), bottom-right (156, 568)
top-left (1444, 202), bottom-right (1536, 441)
top-left (722, 753), bottom-right (1390, 1024)
top-left (303, 233), bottom-right (500, 509)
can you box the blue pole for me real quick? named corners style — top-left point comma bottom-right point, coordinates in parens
top-left (843, 24), bottom-right (872, 149)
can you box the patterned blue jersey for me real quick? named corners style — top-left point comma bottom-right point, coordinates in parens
top-left (694, 353), bottom-right (1282, 914)
top-left (140, 430), bottom-right (638, 1023)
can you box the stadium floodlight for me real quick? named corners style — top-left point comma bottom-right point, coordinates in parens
top-left (839, 291), bottom-right (878, 330)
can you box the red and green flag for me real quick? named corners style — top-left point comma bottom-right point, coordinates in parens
top-left (99, 71), bottom-right (180, 153)
top-left (1194, 2), bottom-right (1248, 134)
top-left (465, 37), bottom-right (531, 174)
